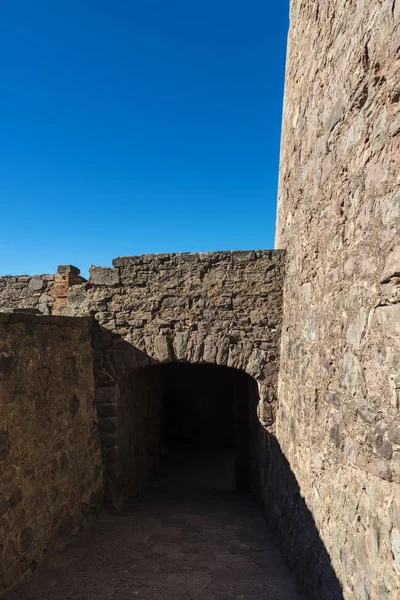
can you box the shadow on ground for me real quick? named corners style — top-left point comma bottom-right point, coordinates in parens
top-left (4, 449), bottom-right (304, 600)
top-left (260, 431), bottom-right (345, 600)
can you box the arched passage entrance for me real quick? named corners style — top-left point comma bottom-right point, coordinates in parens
top-left (92, 320), bottom-right (272, 507)
top-left (114, 362), bottom-right (261, 503)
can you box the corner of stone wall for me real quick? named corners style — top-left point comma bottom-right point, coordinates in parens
top-left (51, 265), bottom-right (87, 315)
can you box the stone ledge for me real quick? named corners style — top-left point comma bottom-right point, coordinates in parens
top-left (0, 312), bottom-right (90, 328)
top-left (112, 249), bottom-right (285, 268)
top-left (58, 265), bottom-right (80, 275)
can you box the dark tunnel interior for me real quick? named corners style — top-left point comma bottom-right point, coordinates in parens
top-left (131, 362), bottom-right (261, 494)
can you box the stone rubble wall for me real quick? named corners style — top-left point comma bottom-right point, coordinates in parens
top-left (275, 1), bottom-right (400, 598)
top-left (0, 314), bottom-right (103, 594)
top-left (0, 275), bottom-right (55, 314)
top-left (63, 250), bottom-right (285, 429)
top-left (91, 320), bottom-right (163, 507)
top-left (0, 266), bottom-right (86, 316)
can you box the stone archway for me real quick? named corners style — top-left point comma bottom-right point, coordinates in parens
top-left (148, 329), bottom-right (278, 429)
top-left (63, 250), bottom-right (284, 506)
top-left (65, 250), bottom-right (285, 430)
top-left (121, 361), bottom-right (262, 498)
top-left (91, 320), bottom-right (275, 507)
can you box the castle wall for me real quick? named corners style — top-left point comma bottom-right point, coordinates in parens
top-left (275, 1), bottom-right (400, 598)
top-left (0, 314), bottom-right (103, 594)
top-left (64, 250), bottom-right (285, 429)
top-left (0, 252), bottom-right (285, 514)
top-left (63, 251), bottom-right (285, 507)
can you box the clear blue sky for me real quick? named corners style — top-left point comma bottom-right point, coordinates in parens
top-left (1, 1), bottom-right (289, 276)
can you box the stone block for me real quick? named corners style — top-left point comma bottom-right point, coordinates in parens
top-left (89, 266), bottom-right (120, 287)
top-left (96, 403), bottom-right (117, 417)
top-left (57, 265), bottom-right (80, 275)
top-left (28, 277), bottom-right (44, 291)
top-left (95, 386), bottom-right (118, 404)
top-left (231, 250), bottom-right (256, 263)
top-left (392, 529), bottom-right (400, 571)
top-left (9, 489), bottom-right (22, 507)
top-left (98, 417), bottom-right (118, 433)
top-left (100, 432), bottom-right (118, 447)
top-left (112, 256), bottom-right (142, 267)
top-left (376, 304), bottom-right (400, 336)
top-left (381, 244), bottom-right (400, 283)
top-left (162, 296), bottom-right (185, 308)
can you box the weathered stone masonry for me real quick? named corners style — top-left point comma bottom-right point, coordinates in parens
top-left (65, 250), bottom-right (285, 428)
top-left (64, 250), bottom-right (286, 508)
top-left (2, 4), bottom-right (399, 599)
top-left (275, 1), bottom-right (400, 599)
top-left (1, 251), bottom-right (285, 519)
top-left (0, 314), bottom-right (103, 593)
top-left (0, 265), bottom-right (86, 316)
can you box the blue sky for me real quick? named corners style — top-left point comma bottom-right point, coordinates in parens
top-left (0, 1), bottom-right (289, 276)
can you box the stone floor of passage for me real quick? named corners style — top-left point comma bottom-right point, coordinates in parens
top-left (3, 449), bottom-right (303, 600)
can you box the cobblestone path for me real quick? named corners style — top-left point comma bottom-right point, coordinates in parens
top-left (4, 451), bottom-right (303, 600)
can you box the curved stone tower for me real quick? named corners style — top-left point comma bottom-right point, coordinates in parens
top-left (276, 1), bottom-right (400, 598)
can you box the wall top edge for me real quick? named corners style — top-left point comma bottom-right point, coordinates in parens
top-left (112, 249), bottom-right (286, 267)
top-left (0, 312), bottom-right (90, 327)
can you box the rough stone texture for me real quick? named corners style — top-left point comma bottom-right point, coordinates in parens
top-left (0, 275), bottom-right (55, 315)
top-left (275, 1), bottom-right (400, 598)
top-left (57, 265), bottom-right (81, 275)
top-left (0, 252), bottom-right (285, 547)
top-left (2, 449), bottom-right (303, 600)
top-left (0, 314), bottom-right (103, 594)
top-left (0, 267), bottom-right (86, 316)
top-left (51, 268), bottom-right (86, 315)
top-left (64, 250), bottom-right (285, 429)
top-left (91, 321), bottom-right (163, 507)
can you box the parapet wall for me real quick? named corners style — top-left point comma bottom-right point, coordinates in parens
top-left (0, 274), bottom-right (55, 314)
top-left (275, 1), bottom-right (400, 598)
top-left (0, 314), bottom-right (103, 594)
top-left (0, 266), bottom-right (86, 316)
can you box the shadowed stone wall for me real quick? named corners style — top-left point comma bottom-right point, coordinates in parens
top-left (0, 314), bottom-right (103, 594)
top-left (275, 1), bottom-right (400, 598)
top-left (91, 321), bottom-right (164, 507)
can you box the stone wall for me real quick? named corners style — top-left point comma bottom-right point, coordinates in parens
top-left (91, 321), bottom-right (163, 507)
top-left (275, 1), bottom-right (400, 598)
top-left (0, 266), bottom-right (86, 316)
top-left (64, 250), bottom-right (285, 429)
top-left (0, 274), bottom-right (55, 314)
top-left (65, 251), bottom-right (284, 507)
top-left (0, 251), bottom-right (285, 513)
top-left (0, 314), bottom-right (103, 594)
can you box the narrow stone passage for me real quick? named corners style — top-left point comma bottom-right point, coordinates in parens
top-left (4, 449), bottom-right (303, 600)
